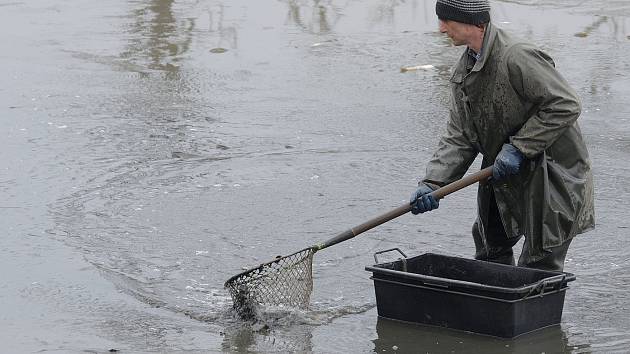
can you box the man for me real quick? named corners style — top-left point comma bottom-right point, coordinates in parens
top-left (409, 0), bottom-right (595, 271)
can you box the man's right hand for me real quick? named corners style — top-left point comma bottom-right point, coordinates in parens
top-left (410, 183), bottom-right (439, 215)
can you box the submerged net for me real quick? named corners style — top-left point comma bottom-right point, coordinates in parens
top-left (225, 248), bottom-right (315, 315)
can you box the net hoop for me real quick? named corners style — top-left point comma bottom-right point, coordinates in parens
top-left (225, 247), bottom-right (315, 314)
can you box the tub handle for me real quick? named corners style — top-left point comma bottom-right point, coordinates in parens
top-left (373, 248), bottom-right (408, 265)
top-left (524, 274), bottom-right (566, 299)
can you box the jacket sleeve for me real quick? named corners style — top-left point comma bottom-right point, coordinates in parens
top-left (506, 43), bottom-right (582, 159)
top-left (422, 99), bottom-right (478, 188)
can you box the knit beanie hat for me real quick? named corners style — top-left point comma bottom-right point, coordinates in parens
top-left (436, 0), bottom-right (491, 25)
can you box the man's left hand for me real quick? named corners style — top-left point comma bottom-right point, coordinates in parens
top-left (493, 143), bottom-right (525, 181)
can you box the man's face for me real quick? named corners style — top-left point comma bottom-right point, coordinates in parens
top-left (439, 19), bottom-right (476, 46)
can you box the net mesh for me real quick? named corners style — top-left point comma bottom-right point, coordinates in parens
top-left (225, 248), bottom-right (315, 314)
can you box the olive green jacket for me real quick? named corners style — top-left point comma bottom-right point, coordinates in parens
top-left (423, 22), bottom-right (595, 255)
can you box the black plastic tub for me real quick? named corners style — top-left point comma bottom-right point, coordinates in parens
top-left (365, 250), bottom-right (576, 338)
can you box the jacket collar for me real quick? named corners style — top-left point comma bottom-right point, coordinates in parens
top-left (451, 22), bottom-right (497, 83)
top-left (470, 21), bottom-right (497, 73)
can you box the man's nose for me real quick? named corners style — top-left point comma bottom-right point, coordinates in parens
top-left (438, 19), bottom-right (447, 33)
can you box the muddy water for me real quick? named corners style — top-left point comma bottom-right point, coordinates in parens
top-left (1, 0), bottom-right (629, 352)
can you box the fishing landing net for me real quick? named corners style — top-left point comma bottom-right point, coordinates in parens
top-left (223, 167), bottom-right (492, 317)
top-left (224, 247), bottom-right (315, 316)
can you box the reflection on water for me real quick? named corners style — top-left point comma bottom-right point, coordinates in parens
top-left (208, 4), bottom-right (238, 51)
top-left (283, 0), bottom-right (439, 33)
top-left (122, 0), bottom-right (194, 73)
top-left (284, 0), bottom-right (341, 34)
top-left (221, 319), bottom-right (314, 353)
top-left (366, 0), bottom-right (405, 28)
top-left (372, 317), bottom-right (591, 353)
top-left (575, 16), bottom-right (609, 38)
top-left (489, 2), bottom-right (629, 40)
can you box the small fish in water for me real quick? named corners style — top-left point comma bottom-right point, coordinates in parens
top-left (400, 64), bottom-right (434, 73)
top-left (575, 32), bottom-right (588, 38)
top-left (210, 48), bottom-right (227, 54)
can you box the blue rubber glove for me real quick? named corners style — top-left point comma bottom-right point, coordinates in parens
top-left (410, 183), bottom-right (439, 215)
top-left (493, 143), bottom-right (525, 181)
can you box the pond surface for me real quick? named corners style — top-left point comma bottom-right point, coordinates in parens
top-left (1, 0), bottom-right (629, 352)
